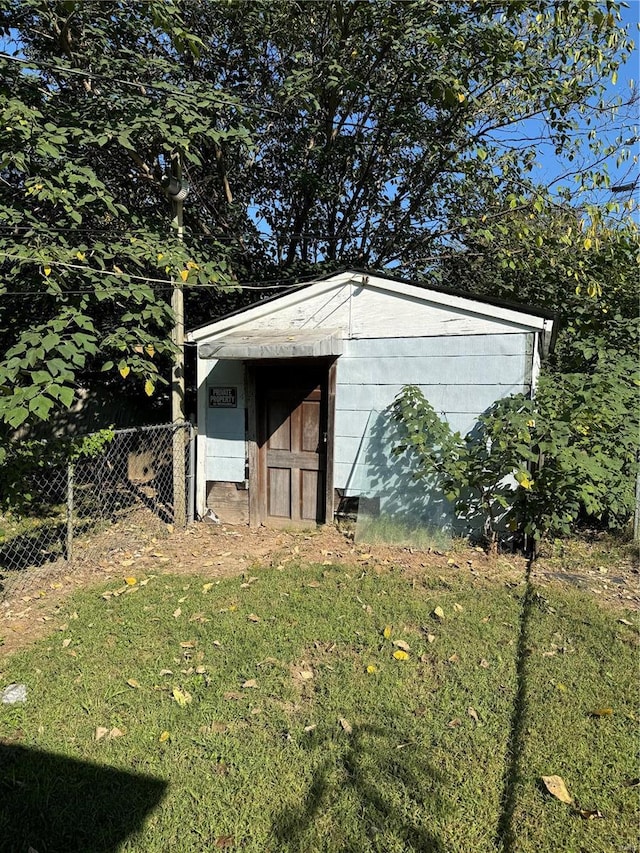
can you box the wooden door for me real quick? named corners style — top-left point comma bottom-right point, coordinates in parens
top-left (257, 365), bottom-right (327, 526)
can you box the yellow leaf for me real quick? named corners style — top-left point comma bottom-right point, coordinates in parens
top-left (202, 582), bottom-right (214, 593)
top-left (76, 251), bottom-right (85, 261)
top-left (172, 687), bottom-right (192, 707)
top-left (366, 665), bottom-right (377, 674)
top-left (383, 625), bottom-right (392, 639)
top-left (119, 365), bottom-right (130, 379)
top-left (583, 237), bottom-right (592, 250)
top-left (457, 91), bottom-right (465, 102)
top-left (339, 717), bottom-right (353, 734)
top-left (393, 639), bottom-right (411, 652)
top-left (144, 379), bottom-right (155, 397)
top-left (145, 344), bottom-right (155, 357)
top-left (541, 774), bottom-right (573, 805)
top-left (159, 730), bottom-right (170, 743)
top-left (126, 678), bottom-right (141, 689)
top-left (44, 267), bottom-right (52, 277)
top-left (173, 608), bottom-right (182, 619)
top-left (157, 253), bottom-right (164, 262)
top-left (180, 269), bottom-right (189, 282)
top-left (124, 577), bottom-right (137, 586)
top-left (393, 650), bottom-right (409, 660)
top-left (589, 707), bottom-right (613, 717)
top-left (433, 606), bottom-right (445, 621)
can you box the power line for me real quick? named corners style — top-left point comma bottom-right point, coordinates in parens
top-left (0, 252), bottom-right (325, 292)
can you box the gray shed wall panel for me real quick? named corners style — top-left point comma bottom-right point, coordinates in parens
top-left (333, 334), bottom-right (532, 492)
top-left (204, 360), bottom-right (246, 482)
top-left (201, 332), bottom-right (534, 501)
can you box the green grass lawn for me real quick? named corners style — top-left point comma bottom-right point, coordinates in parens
top-left (0, 561), bottom-right (637, 853)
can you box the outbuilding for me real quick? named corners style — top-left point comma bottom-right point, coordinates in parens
top-left (186, 269), bottom-right (555, 531)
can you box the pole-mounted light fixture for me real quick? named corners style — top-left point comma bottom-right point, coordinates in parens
top-left (163, 173), bottom-right (190, 201)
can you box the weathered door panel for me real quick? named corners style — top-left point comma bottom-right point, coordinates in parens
top-left (257, 365), bottom-right (327, 526)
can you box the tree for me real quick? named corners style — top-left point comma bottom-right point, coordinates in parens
top-left (0, 0), bottom-right (636, 439)
top-left (0, 0), bottom-right (250, 435)
top-left (176, 0), bottom-right (636, 271)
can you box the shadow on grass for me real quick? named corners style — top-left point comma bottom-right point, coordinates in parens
top-left (494, 558), bottom-right (535, 852)
top-left (0, 743), bottom-right (167, 853)
top-left (273, 722), bottom-right (448, 852)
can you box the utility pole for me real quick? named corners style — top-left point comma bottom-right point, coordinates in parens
top-left (169, 150), bottom-right (187, 527)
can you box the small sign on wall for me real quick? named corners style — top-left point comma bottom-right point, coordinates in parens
top-left (208, 386), bottom-right (237, 408)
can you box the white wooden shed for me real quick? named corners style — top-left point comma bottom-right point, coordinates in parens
top-left (186, 270), bottom-right (555, 529)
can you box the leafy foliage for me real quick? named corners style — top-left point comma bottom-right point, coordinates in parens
top-left (0, 0), bottom-right (248, 431)
top-left (392, 369), bottom-right (639, 543)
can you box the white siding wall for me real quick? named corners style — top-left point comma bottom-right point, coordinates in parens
top-left (333, 333), bottom-right (533, 493)
top-left (202, 360), bottom-right (246, 482)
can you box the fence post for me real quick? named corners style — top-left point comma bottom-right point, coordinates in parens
top-left (187, 422), bottom-right (196, 524)
top-left (634, 450), bottom-right (640, 543)
top-left (66, 459), bottom-right (74, 563)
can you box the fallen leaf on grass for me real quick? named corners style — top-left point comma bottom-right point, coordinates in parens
top-left (393, 650), bottom-right (409, 661)
top-left (173, 608), bottom-right (182, 619)
top-left (447, 718), bottom-right (461, 728)
top-left (241, 679), bottom-right (258, 689)
top-left (304, 724), bottom-right (317, 733)
top-left (224, 691), bottom-right (242, 701)
top-left (618, 618), bottom-right (634, 626)
top-left (306, 581), bottom-right (321, 588)
top-left (447, 653), bottom-right (459, 664)
top-left (479, 659), bottom-right (490, 668)
top-left (62, 638), bottom-right (71, 648)
top-left (159, 730), bottom-right (170, 743)
top-left (247, 613), bottom-right (261, 623)
top-left (202, 582), bottom-right (214, 593)
top-left (426, 633), bottom-right (436, 643)
top-left (180, 641), bottom-right (196, 649)
top-left (298, 670), bottom-right (314, 681)
top-left (366, 665), bottom-right (377, 674)
top-left (453, 603), bottom-right (463, 613)
top-left (124, 577), bottom-right (137, 586)
top-left (214, 835), bottom-right (235, 848)
top-left (339, 717), bottom-right (353, 734)
top-left (159, 669), bottom-right (173, 676)
top-left (468, 707), bottom-right (480, 724)
top-left (95, 726), bottom-right (109, 741)
top-left (172, 687), bottom-right (192, 707)
top-left (433, 606), bottom-right (445, 621)
top-left (589, 707), bottom-right (614, 717)
top-left (383, 625), bottom-right (392, 639)
top-left (541, 775), bottom-right (573, 805)
top-left (393, 639), bottom-right (411, 652)
top-left (126, 679), bottom-right (141, 689)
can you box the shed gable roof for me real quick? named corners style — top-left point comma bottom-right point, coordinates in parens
top-left (187, 269), bottom-right (555, 344)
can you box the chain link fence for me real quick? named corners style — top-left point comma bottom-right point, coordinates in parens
top-left (0, 423), bottom-right (194, 601)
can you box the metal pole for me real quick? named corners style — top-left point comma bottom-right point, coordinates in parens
top-left (171, 151), bottom-right (187, 527)
top-left (187, 421), bottom-right (196, 524)
top-left (66, 460), bottom-right (74, 562)
top-left (634, 450), bottom-right (640, 543)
